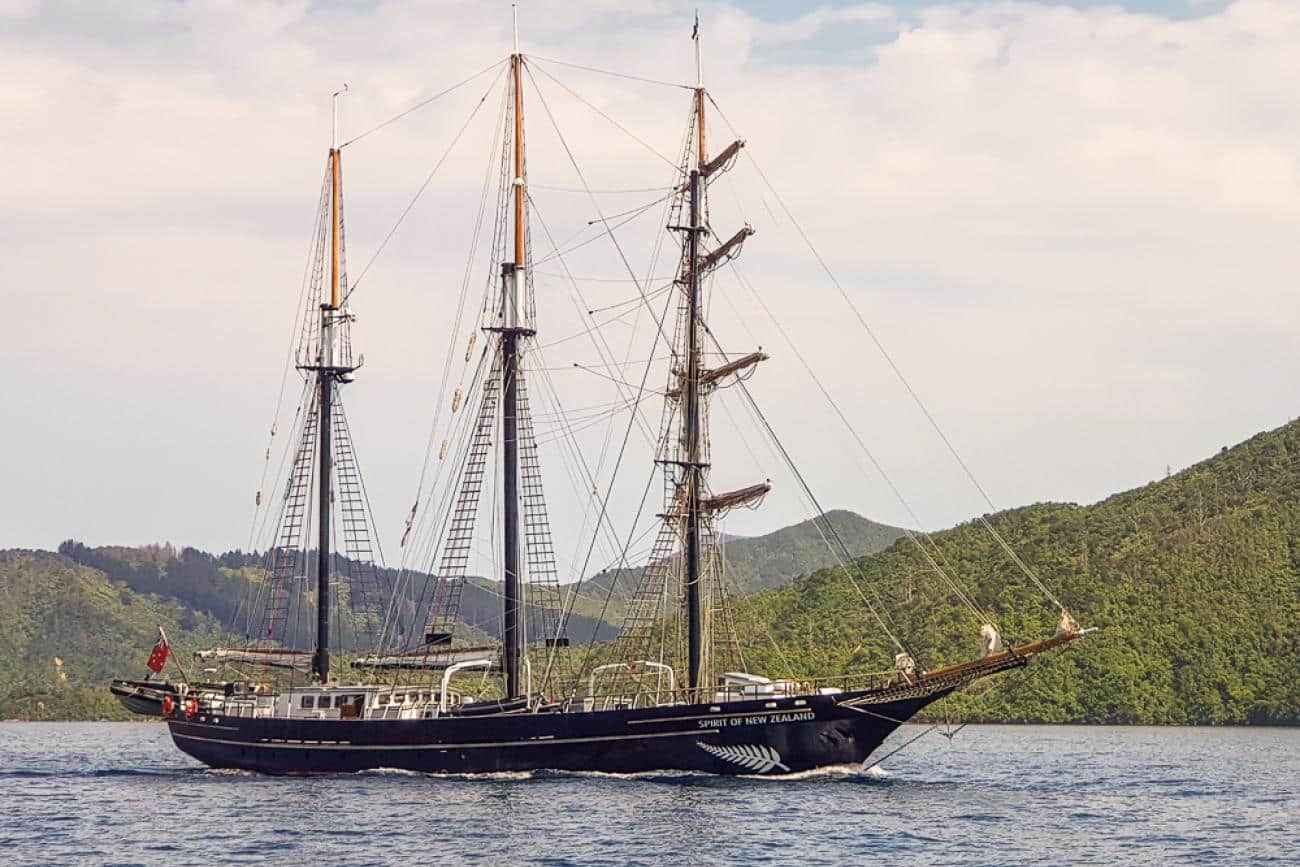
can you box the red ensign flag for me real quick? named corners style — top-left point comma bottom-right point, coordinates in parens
top-left (146, 629), bottom-right (170, 674)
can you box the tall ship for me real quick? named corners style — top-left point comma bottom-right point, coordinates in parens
top-left (114, 15), bottom-right (1091, 776)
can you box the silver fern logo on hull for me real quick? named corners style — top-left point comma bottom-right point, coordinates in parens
top-left (697, 741), bottom-right (790, 774)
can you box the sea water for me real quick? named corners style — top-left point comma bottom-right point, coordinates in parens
top-left (1, 723), bottom-right (1295, 865)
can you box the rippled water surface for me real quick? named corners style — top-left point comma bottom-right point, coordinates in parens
top-left (1, 723), bottom-right (1296, 865)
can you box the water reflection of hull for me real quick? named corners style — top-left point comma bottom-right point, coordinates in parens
top-left (166, 688), bottom-right (951, 776)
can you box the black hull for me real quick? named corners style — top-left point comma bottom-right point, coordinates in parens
top-left (166, 688), bottom-right (952, 776)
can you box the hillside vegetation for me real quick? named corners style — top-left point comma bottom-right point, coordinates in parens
top-left (736, 420), bottom-right (1300, 725)
top-left (4, 422), bottom-right (1296, 724)
top-left (0, 550), bottom-right (224, 720)
top-left (581, 510), bottom-right (905, 619)
top-left (2, 511), bottom-right (900, 719)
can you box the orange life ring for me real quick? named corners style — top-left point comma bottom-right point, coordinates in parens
top-left (184, 697), bottom-right (199, 718)
top-left (161, 695), bottom-right (176, 716)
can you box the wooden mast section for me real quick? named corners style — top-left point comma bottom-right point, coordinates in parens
top-left (329, 148), bottom-right (342, 310)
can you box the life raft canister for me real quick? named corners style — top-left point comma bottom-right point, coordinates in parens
top-left (161, 695), bottom-right (175, 716)
top-left (184, 697), bottom-right (199, 718)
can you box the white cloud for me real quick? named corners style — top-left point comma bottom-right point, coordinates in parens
top-left (0, 0), bottom-right (39, 19)
top-left (3, 1), bottom-right (1297, 568)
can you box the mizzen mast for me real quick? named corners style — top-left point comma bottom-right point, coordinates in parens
top-left (682, 84), bottom-right (706, 691)
top-left (612, 15), bottom-right (765, 693)
top-left (679, 17), bottom-right (761, 691)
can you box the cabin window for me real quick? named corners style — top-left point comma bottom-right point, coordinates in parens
top-left (300, 696), bottom-right (315, 709)
top-left (334, 695), bottom-right (348, 708)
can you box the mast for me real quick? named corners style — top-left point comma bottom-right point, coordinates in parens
top-left (500, 12), bottom-right (529, 700)
top-left (613, 11), bottom-right (763, 692)
top-left (312, 87), bottom-right (346, 684)
top-left (684, 61), bottom-right (708, 691)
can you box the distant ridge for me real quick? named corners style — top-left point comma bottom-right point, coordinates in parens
top-left (578, 510), bottom-right (906, 619)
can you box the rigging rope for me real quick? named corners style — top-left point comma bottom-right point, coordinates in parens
top-left (528, 60), bottom-right (682, 170)
top-left (530, 183), bottom-right (675, 194)
top-left (522, 87), bottom-right (692, 691)
top-left (720, 348), bottom-right (913, 660)
top-left (527, 66), bottom-right (916, 672)
top-left (340, 58), bottom-right (509, 148)
top-left (525, 54), bottom-right (694, 91)
top-left (245, 165), bottom-right (332, 553)
top-left (343, 64), bottom-right (508, 304)
top-left (531, 196), bottom-right (677, 267)
top-left (374, 84), bottom-right (512, 663)
top-left (524, 193), bottom-right (678, 685)
top-left (523, 110), bottom-right (689, 662)
top-left (723, 261), bottom-right (993, 627)
top-left (706, 93), bottom-right (1069, 615)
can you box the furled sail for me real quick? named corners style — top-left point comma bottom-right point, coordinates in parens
top-left (351, 646), bottom-right (500, 671)
top-left (196, 647), bottom-right (313, 671)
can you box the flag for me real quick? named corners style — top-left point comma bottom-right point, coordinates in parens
top-left (146, 628), bottom-right (170, 674)
top-left (692, 12), bottom-right (699, 40)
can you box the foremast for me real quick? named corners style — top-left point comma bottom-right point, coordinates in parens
top-left (306, 87), bottom-right (357, 684)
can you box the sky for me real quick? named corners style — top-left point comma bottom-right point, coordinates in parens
top-left (3, 0), bottom-right (1298, 574)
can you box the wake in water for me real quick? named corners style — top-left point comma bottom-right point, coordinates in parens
top-left (360, 767), bottom-right (538, 781)
top-left (345, 763), bottom-right (886, 784)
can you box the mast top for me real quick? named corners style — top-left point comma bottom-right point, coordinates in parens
top-left (513, 3), bottom-right (520, 56)
top-left (692, 10), bottom-right (702, 89)
top-left (331, 83), bottom-right (348, 150)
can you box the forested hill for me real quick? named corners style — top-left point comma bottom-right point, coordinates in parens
top-left (0, 550), bottom-right (226, 720)
top-left (4, 420), bottom-right (1297, 723)
top-left (720, 510), bottom-right (906, 595)
top-left (737, 419), bottom-right (1300, 725)
top-left (0, 510), bottom-right (903, 719)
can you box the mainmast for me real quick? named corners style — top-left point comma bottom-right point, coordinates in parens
top-left (499, 9), bottom-right (531, 700)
